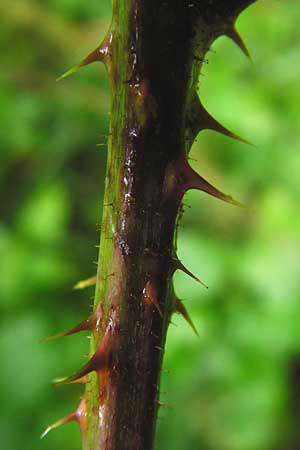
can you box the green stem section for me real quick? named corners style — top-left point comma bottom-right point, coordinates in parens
top-left (80, 2), bottom-right (256, 450)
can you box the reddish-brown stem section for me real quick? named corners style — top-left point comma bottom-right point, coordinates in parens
top-left (55, 2), bottom-right (257, 450)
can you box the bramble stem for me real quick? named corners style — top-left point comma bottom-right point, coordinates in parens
top-left (79, 2), bottom-right (256, 450)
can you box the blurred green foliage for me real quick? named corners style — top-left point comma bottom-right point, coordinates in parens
top-left (1, 1), bottom-right (300, 450)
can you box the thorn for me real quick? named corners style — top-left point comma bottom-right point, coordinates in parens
top-left (56, 33), bottom-right (112, 81)
top-left (53, 375), bottom-right (88, 385)
top-left (193, 96), bottom-right (252, 145)
top-left (41, 412), bottom-right (76, 439)
top-left (43, 303), bottom-right (103, 341)
top-left (180, 157), bottom-right (244, 207)
top-left (225, 25), bottom-right (252, 61)
top-left (41, 397), bottom-right (86, 439)
top-left (202, 108), bottom-right (253, 146)
top-left (172, 257), bottom-right (208, 289)
top-left (44, 318), bottom-right (93, 341)
top-left (56, 47), bottom-right (103, 81)
top-left (74, 275), bottom-right (97, 290)
top-left (173, 298), bottom-right (199, 336)
top-left (54, 350), bottom-right (106, 385)
top-left (143, 279), bottom-right (163, 317)
top-left (54, 321), bottom-right (112, 385)
top-left (189, 172), bottom-right (244, 206)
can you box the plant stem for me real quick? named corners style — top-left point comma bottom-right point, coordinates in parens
top-left (54, 2), bottom-right (256, 450)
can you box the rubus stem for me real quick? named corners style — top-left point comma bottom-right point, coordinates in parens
top-left (85, 2), bottom-right (255, 450)
top-left (46, 2), bottom-right (256, 450)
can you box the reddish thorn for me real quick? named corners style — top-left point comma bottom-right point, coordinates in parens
top-left (41, 397), bottom-right (87, 439)
top-left (173, 298), bottom-right (199, 336)
top-left (41, 412), bottom-right (77, 439)
top-left (172, 257), bottom-right (208, 289)
top-left (201, 107), bottom-right (252, 146)
top-left (143, 279), bottom-right (163, 317)
top-left (44, 303), bottom-right (103, 341)
top-left (56, 31), bottom-right (113, 82)
top-left (181, 157), bottom-right (244, 207)
top-left (54, 319), bottom-right (114, 385)
top-left (194, 97), bottom-right (252, 145)
top-left (225, 26), bottom-right (252, 61)
top-left (54, 343), bottom-right (109, 385)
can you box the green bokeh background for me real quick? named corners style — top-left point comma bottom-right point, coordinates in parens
top-left (1, 1), bottom-right (299, 449)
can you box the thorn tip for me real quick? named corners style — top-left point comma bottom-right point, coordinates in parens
top-left (192, 95), bottom-right (253, 145)
top-left (226, 26), bottom-right (252, 61)
top-left (172, 257), bottom-right (208, 289)
top-left (41, 412), bottom-right (75, 439)
top-left (56, 43), bottom-right (107, 82)
top-left (183, 158), bottom-right (244, 207)
top-left (173, 298), bottom-right (199, 336)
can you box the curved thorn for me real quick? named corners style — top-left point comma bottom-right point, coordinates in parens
top-left (56, 44), bottom-right (106, 82)
top-left (183, 159), bottom-right (244, 207)
top-left (43, 319), bottom-right (93, 342)
top-left (201, 107), bottom-right (253, 146)
top-left (225, 26), bottom-right (252, 61)
top-left (74, 275), bottom-right (97, 290)
top-left (54, 324), bottom-right (111, 385)
top-left (191, 96), bottom-right (253, 146)
top-left (172, 258), bottom-right (208, 289)
top-left (173, 298), bottom-right (199, 336)
top-left (41, 412), bottom-right (76, 439)
top-left (43, 303), bottom-right (102, 341)
top-left (53, 375), bottom-right (88, 385)
top-left (53, 355), bottom-right (102, 385)
top-left (41, 397), bottom-right (86, 439)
